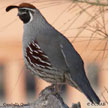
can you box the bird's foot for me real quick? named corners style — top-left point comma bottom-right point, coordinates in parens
top-left (42, 84), bottom-right (60, 100)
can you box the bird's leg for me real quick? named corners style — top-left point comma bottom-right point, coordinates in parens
top-left (52, 84), bottom-right (60, 94)
top-left (44, 84), bottom-right (60, 100)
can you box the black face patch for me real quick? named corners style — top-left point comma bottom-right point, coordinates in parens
top-left (18, 9), bottom-right (31, 24)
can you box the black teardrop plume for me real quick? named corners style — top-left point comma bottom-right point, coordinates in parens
top-left (6, 5), bottom-right (18, 12)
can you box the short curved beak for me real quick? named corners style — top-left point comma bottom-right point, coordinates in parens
top-left (17, 11), bottom-right (20, 16)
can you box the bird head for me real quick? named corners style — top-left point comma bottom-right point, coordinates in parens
top-left (6, 3), bottom-right (37, 24)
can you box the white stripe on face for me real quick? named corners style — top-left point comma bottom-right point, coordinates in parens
top-left (20, 7), bottom-right (35, 12)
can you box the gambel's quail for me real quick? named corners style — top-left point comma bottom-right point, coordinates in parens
top-left (6, 3), bottom-right (100, 104)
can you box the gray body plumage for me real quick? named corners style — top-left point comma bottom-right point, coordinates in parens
top-left (22, 8), bottom-right (100, 104)
top-left (6, 2), bottom-right (100, 104)
top-left (23, 9), bottom-right (82, 84)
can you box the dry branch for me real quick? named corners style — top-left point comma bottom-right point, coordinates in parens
top-left (72, 0), bottom-right (108, 6)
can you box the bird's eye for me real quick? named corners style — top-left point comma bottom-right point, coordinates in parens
top-left (19, 9), bottom-right (28, 14)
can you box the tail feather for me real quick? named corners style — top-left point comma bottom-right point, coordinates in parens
top-left (75, 76), bottom-right (100, 104)
top-left (78, 81), bottom-right (100, 104)
top-left (70, 72), bottom-right (100, 104)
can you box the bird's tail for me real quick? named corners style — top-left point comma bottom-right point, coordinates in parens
top-left (69, 73), bottom-right (100, 104)
top-left (78, 80), bottom-right (100, 104)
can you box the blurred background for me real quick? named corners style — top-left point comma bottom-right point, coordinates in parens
top-left (0, 0), bottom-right (108, 108)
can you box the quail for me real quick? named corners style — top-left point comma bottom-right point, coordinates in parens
top-left (6, 3), bottom-right (100, 104)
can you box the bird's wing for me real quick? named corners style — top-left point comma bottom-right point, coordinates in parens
top-left (59, 35), bottom-right (84, 75)
top-left (59, 35), bottom-right (100, 104)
